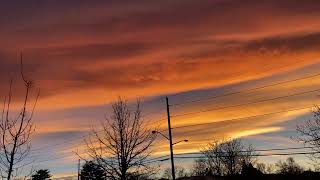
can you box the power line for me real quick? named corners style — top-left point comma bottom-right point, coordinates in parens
top-left (172, 147), bottom-right (317, 156)
top-left (141, 98), bottom-right (167, 118)
top-left (144, 146), bottom-right (319, 163)
top-left (21, 151), bottom-right (319, 176)
top-left (27, 145), bottom-right (85, 160)
top-left (143, 111), bottom-right (166, 120)
top-left (22, 146), bottom-right (320, 167)
top-left (255, 146), bottom-right (317, 152)
top-left (170, 72), bottom-right (320, 106)
top-left (156, 151), bottom-right (320, 161)
top-left (25, 74), bottom-right (320, 168)
top-left (28, 85), bottom-right (318, 161)
top-left (171, 88), bottom-right (320, 118)
top-left (29, 146), bottom-right (317, 165)
top-left (33, 152), bottom-right (164, 166)
top-left (142, 97), bottom-right (165, 106)
top-left (170, 106), bottom-right (313, 130)
top-left (30, 133), bottom-right (89, 153)
top-left (12, 153), bottom-right (79, 170)
top-left (28, 97), bottom-right (166, 154)
top-left (141, 151), bottom-right (320, 163)
top-left (26, 105), bottom-right (315, 165)
top-left (29, 116), bottom-right (166, 154)
top-left (33, 153), bottom-right (78, 165)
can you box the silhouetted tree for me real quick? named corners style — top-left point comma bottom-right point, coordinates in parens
top-left (201, 139), bottom-right (224, 176)
top-left (201, 138), bottom-right (256, 176)
top-left (297, 106), bottom-right (320, 167)
top-left (192, 158), bottom-right (210, 176)
top-left (0, 56), bottom-right (40, 180)
top-left (126, 170), bottom-right (156, 180)
top-left (241, 162), bottom-right (263, 176)
top-left (31, 169), bottom-right (51, 180)
top-left (256, 162), bottom-right (276, 174)
top-left (256, 163), bottom-right (266, 174)
top-left (275, 157), bottom-right (304, 175)
top-left (81, 161), bottom-right (106, 180)
top-left (82, 98), bottom-right (156, 180)
top-left (162, 166), bottom-right (188, 179)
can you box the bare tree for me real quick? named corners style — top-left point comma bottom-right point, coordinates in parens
top-left (219, 139), bottom-right (244, 175)
top-left (163, 166), bottom-right (188, 180)
top-left (201, 138), bottom-right (256, 176)
top-left (256, 163), bottom-right (266, 174)
top-left (296, 106), bottom-right (320, 167)
top-left (275, 157), bottom-right (304, 175)
top-left (82, 98), bottom-right (156, 180)
top-left (256, 163), bottom-right (276, 174)
top-left (192, 158), bottom-right (209, 176)
top-left (0, 57), bottom-right (39, 180)
top-left (201, 139), bottom-right (224, 176)
top-left (265, 164), bottom-right (276, 174)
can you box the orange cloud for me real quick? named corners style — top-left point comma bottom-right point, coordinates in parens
top-left (1, 0), bottom-right (320, 175)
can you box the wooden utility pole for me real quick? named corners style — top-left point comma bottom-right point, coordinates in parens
top-left (166, 97), bottom-right (175, 180)
top-left (78, 159), bottom-right (80, 180)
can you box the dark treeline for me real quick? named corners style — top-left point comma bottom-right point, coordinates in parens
top-left (76, 138), bottom-right (320, 180)
top-left (169, 141), bottom-right (320, 180)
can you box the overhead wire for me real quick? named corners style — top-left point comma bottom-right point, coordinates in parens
top-left (171, 88), bottom-right (320, 118)
top-left (170, 72), bottom-right (320, 107)
top-left (23, 69), bottom-right (320, 168)
top-left (170, 106), bottom-right (313, 130)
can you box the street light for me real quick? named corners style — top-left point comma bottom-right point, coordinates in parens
top-left (152, 130), bottom-right (189, 179)
top-left (152, 130), bottom-right (169, 140)
top-left (172, 139), bottom-right (189, 146)
top-left (152, 131), bottom-right (188, 146)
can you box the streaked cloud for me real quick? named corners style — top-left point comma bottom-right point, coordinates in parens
top-left (1, 0), bottom-right (320, 177)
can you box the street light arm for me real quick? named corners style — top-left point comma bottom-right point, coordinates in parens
top-left (152, 130), bottom-right (170, 141)
top-left (172, 139), bottom-right (189, 146)
top-left (153, 131), bottom-right (189, 146)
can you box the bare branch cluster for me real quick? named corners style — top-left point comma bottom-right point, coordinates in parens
top-left (0, 56), bottom-right (39, 180)
top-left (296, 105), bottom-right (320, 168)
top-left (82, 98), bottom-right (156, 180)
top-left (275, 157), bottom-right (304, 175)
top-left (199, 138), bottom-right (257, 176)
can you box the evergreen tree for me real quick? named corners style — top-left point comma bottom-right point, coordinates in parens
top-left (31, 169), bottom-right (51, 180)
top-left (81, 161), bottom-right (106, 180)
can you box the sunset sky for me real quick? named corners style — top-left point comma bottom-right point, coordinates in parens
top-left (1, 0), bottom-right (320, 178)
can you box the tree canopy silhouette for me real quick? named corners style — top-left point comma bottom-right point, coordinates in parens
top-left (81, 161), bottom-right (106, 180)
top-left (82, 98), bottom-right (156, 180)
top-left (275, 157), bottom-right (304, 175)
top-left (200, 138), bottom-right (256, 176)
top-left (31, 169), bottom-right (51, 180)
top-left (162, 166), bottom-right (188, 179)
